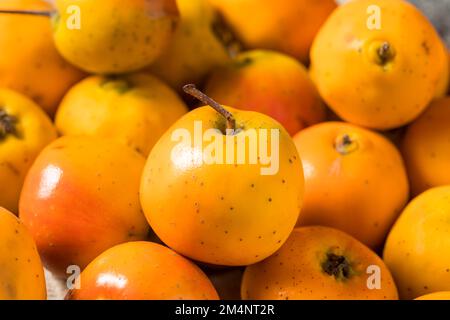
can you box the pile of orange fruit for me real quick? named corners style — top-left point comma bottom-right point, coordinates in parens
top-left (0, 0), bottom-right (449, 300)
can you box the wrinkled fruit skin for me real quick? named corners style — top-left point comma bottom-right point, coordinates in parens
top-left (384, 186), bottom-right (450, 300)
top-left (205, 50), bottom-right (326, 136)
top-left (310, 0), bottom-right (449, 130)
top-left (242, 226), bottom-right (398, 300)
top-left (403, 97), bottom-right (450, 196)
top-left (148, 0), bottom-right (231, 90)
top-left (140, 106), bottom-right (304, 266)
top-left (55, 72), bottom-right (188, 156)
top-left (209, 0), bottom-right (337, 63)
top-left (0, 207), bottom-right (46, 300)
top-left (53, 0), bottom-right (179, 74)
top-left (0, 0), bottom-right (85, 115)
top-left (67, 242), bottom-right (219, 300)
top-left (19, 136), bottom-right (149, 276)
top-left (293, 122), bottom-right (409, 250)
top-left (0, 89), bottom-right (57, 214)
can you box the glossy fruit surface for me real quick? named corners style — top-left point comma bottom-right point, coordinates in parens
top-left (242, 226), bottom-right (398, 300)
top-left (20, 136), bottom-right (149, 276)
top-left (402, 97), bottom-right (450, 195)
top-left (310, 0), bottom-right (448, 129)
top-left (55, 72), bottom-right (188, 156)
top-left (205, 50), bottom-right (326, 135)
top-left (0, 207), bottom-right (46, 300)
top-left (0, 89), bottom-right (57, 214)
top-left (67, 241), bottom-right (219, 300)
top-left (293, 122), bottom-right (409, 249)
top-left (0, 0), bottom-right (85, 114)
top-left (140, 106), bottom-right (304, 266)
top-left (384, 186), bottom-right (450, 300)
top-left (210, 0), bottom-right (337, 62)
top-left (53, 0), bottom-right (179, 74)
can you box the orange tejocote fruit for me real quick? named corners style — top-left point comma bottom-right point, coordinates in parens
top-left (19, 136), bottom-right (149, 276)
top-left (140, 86), bottom-right (304, 266)
top-left (205, 50), bottom-right (326, 136)
top-left (53, 0), bottom-right (179, 74)
top-left (209, 0), bottom-right (337, 63)
top-left (293, 122), bottom-right (409, 249)
top-left (0, 207), bottom-right (46, 300)
top-left (67, 242), bottom-right (219, 300)
top-left (0, 0), bottom-right (85, 115)
top-left (384, 186), bottom-right (450, 300)
top-left (310, 0), bottom-right (449, 130)
top-left (242, 226), bottom-right (398, 300)
top-left (55, 72), bottom-right (188, 156)
top-left (402, 97), bottom-right (450, 196)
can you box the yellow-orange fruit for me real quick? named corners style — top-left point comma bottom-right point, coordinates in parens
top-left (242, 226), bottom-right (398, 300)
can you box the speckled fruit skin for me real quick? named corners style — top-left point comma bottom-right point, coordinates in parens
top-left (242, 226), bottom-right (398, 300)
top-left (53, 0), bottom-right (179, 74)
top-left (205, 50), bottom-right (326, 136)
top-left (148, 0), bottom-right (231, 90)
top-left (19, 136), bottom-right (149, 276)
top-left (0, 0), bottom-right (85, 115)
top-left (402, 97), bottom-right (450, 196)
top-left (66, 241), bottom-right (219, 300)
top-left (55, 72), bottom-right (188, 156)
top-left (293, 122), bottom-right (409, 250)
top-left (310, 0), bottom-right (449, 130)
top-left (140, 106), bottom-right (304, 266)
top-left (0, 207), bottom-right (46, 300)
top-left (384, 186), bottom-right (450, 300)
top-left (209, 0), bottom-right (337, 63)
top-left (415, 292), bottom-right (450, 300)
top-left (0, 89), bottom-right (57, 214)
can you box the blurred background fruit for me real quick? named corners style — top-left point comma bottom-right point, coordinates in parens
top-left (55, 73), bottom-right (188, 156)
top-left (67, 242), bottom-right (219, 300)
top-left (384, 186), bottom-right (450, 300)
top-left (53, 0), bottom-right (179, 74)
top-left (0, 89), bottom-right (57, 214)
top-left (402, 97), bottom-right (450, 196)
top-left (19, 136), bottom-right (149, 276)
top-left (140, 101), bottom-right (304, 266)
top-left (0, 207), bottom-right (46, 300)
top-left (209, 0), bottom-right (337, 63)
top-left (148, 0), bottom-right (232, 91)
top-left (293, 122), bottom-right (409, 250)
top-left (311, 0), bottom-right (448, 130)
top-left (205, 50), bottom-right (326, 136)
top-left (242, 226), bottom-right (398, 300)
top-left (0, 0), bottom-right (85, 115)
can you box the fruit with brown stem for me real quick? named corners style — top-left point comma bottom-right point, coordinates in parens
top-left (140, 85), bottom-right (304, 266)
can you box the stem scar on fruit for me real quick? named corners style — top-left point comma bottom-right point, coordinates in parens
top-left (321, 252), bottom-right (354, 281)
top-left (0, 109), bottom-right (19, 140)
top-left (370, 41), bottom-right (396, 67)
top-left (335, 133), bottom-right (359, 155)
top-left (183, 84), bottom-right (236, 132)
